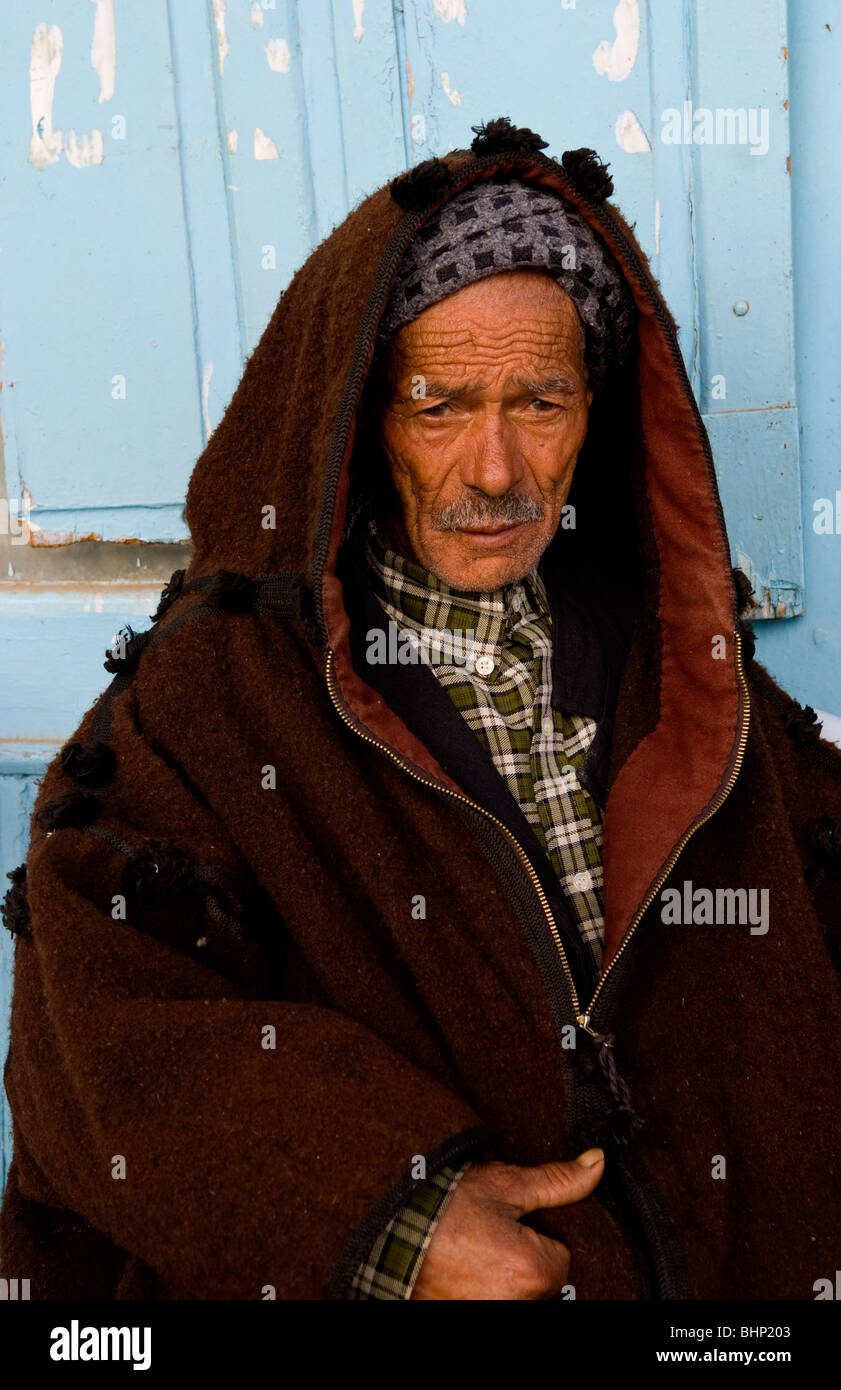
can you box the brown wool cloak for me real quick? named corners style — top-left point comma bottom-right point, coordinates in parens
top-left (2, 123), bottom-right (841, 1301)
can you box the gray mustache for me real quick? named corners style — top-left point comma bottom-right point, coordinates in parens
top-left (435, 492), bottom-right (545, 530)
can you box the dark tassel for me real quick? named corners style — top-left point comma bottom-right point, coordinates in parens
top-left (561, 147), bottom-right (614, 201)
top-left (121, 840), bottom-right (197, 908)
top-left (61, 740), bottom-right (116, 787)
top-left (204, 570), bottom-right (259, 613)
top-left (390, 157), bottom-right (453, 211)
top-left (806, 815), bottom-right (841, 880)
top-left (592, 1032), bottom-right (645, 1146)
top-left (470, 117), bottom-right (549, 157)
top-left (2, 864), bottom-right (30, 938)
top-left (732, 567), bottom-right (757, 619)
top-left (736, 618), bottom-right (756, 662)
top-left (35, 788), bottom-right (103, 832)
top-left (150, 567), bottom-right (186, 622)
top-left (103, 625), bottom-right (152, 675)
top-left (783, 699), bottom-right (823, 744)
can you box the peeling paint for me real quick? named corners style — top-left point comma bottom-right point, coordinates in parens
top-left (202, 362), bottom-right (214, 442)
top-left (254, 128), bottom-right (279, 160)
top-left (212, 0), bottom-right (230, 78)
top-left (265, 39), bottom-right (291, 73)
top-left (28, 530), bottom-right (103, 547)
top-left (90, 0), bottom-right (116, 104)
top-left (28, 23), bottom-right (64, 170)
top-left (250, 2), bottom-right (264, 28)
top-left (226, 128), bottom-right (238, 154)
top-left (616, 109), bottom-right (650, 152)
top-left (441, 72), bottom-right (461, 105)
top-left (407, 59), bottom-right (414, 103)
top-left (65, 129), bottom-right (104, 167)
top-left (352, 0), bottom-right (365, 42)
top-left (593, 0), bottom-right (639, 82)
top-left (434, 0), bottom-right (468, 22)
top-left (735, 549), bottom-right (802, 620)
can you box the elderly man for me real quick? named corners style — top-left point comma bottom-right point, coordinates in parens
top-left (2, 119), bottom-right (841, 1303)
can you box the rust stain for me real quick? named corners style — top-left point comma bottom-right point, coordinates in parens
top-left (407, 59), bottom-right (414, 103)
top-left (0, 738), bottom-right (71, 751)
top-left (0, 580), bottom-right (165, 594)
top-left (705, 402), bottom-right (793, 416)
top-left (786, 153), bottom-right (791, 175)
top-left (0, 580), bottom-right (166, 594)
top-left (28, 529), bottom-right (103, 547)
top-left (782, 45), bottom-right (788, 59)
top-left (26, 527), bottom-right (150, 547)
top-left (784, 99), bottom-right (789, 109)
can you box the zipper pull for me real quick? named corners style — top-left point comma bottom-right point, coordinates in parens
top-left (575, 1017), bottom-right (645, 1146)
top-left (592, 1030), bottom-right (645, 1145)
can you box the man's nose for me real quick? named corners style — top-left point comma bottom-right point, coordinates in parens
top-left (460, 415), bottom-right (525, 495)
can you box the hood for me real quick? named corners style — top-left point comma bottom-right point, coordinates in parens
top-left (182, 120), bottom-right (748, 973)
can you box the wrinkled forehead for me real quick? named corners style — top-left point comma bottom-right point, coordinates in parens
top-left (372, 270), bottom-right (590, 399)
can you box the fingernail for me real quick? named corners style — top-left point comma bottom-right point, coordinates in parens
top-left (576, 1147), bottom-right (604, 1167)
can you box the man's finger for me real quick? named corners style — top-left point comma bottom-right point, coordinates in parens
top-left (501, 1149), bottom-right (605, 1217)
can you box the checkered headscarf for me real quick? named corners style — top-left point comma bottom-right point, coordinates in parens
top-left (377, 174), bottom-right (636, 389)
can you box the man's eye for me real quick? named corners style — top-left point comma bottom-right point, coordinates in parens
top-left (421, 401), bottom-right (451, 417)
top-left (529, 397), bottom-right (561, 411)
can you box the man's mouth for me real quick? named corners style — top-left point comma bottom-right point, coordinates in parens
top-left (457, 521), bottom-right (525, 543)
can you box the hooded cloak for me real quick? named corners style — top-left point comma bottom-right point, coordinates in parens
top-left (2, 121), bottom-right (840, 1301)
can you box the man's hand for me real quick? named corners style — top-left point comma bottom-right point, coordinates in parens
top-left (410, 1149), bottom-right (605, 1300)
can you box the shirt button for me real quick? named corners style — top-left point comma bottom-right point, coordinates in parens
top-left (572, 871), bottom-right (593, 892)
top-left (474, 654), bottom-right (495, 677)
top-left (541, 716), bottom-right (555, 735)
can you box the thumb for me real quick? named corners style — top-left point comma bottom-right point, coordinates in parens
top-left (506, 1149), bottom-right (605, 1217)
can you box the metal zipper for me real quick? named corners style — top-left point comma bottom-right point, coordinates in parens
top-left (324, 624), bottom-right (750, 1030)
top-left (324, 644), bottom-right (580, 1017)
top-left (581, 624), bottom-right (752, 1027)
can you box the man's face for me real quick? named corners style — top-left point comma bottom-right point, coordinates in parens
top-left (374, 269), bottom-right (593, 590)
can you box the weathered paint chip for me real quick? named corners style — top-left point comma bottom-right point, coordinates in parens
top-left (441, 72), bottom-right (461, 105)
top-left (434, 0), bottom-right (468, 24)
top-left (202, 362), bottom-right (214, 442)
top-left (254, 128), bottom-right (280, 160)
top-left (265, 39), bottom-right (291, 73)
top-left (593, 0), bottom-right (640, 82)
top-left (250, 2), bottom-right (264, 28)
top-left (28, 23), bottom-right (64, 170)
top-left (212, 0), bottom-right (230, 77)
top-left (616, 109), bottom-right (650, 153)
top-left (226, 129), bottom-right (238, 154)
top-left (90, 0), bottom-right (116, 104)
top-left (353, 0), bottom-right (365, 42)
top-left (65, 129), bottom-right (104, 167)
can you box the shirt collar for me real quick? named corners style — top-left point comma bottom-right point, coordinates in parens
top-left (364, 518), bottom-right (551, 651)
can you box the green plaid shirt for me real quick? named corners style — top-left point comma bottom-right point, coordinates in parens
top-left (347, 519), bottom-right (606, 1300)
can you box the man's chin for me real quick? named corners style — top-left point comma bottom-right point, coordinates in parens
top-left (421, 528), bottom-right (551, 591)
